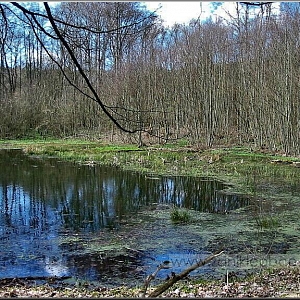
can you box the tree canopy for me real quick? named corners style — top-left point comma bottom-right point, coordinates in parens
top-left (1, 2), bottom-right (300, 154)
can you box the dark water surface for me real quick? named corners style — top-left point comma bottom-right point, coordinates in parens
top-left (0, 149), bottom-right (250, 283)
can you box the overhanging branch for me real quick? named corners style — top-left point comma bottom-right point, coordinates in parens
top-left (43, 2), bottom-right (137, 133)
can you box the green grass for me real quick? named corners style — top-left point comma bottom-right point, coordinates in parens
top-left (254, 214), bottom-right (281, 230)
top-left (1, 138), bottom-right (300, 199)
top-left (170, 207), bottom-right (191, 224)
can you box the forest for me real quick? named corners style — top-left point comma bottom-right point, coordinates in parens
top-left (1, 2), bottom-right (300, 154)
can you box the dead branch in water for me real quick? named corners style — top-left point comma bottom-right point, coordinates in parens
top-left (140, 261), bottom-right (171, 297)
top-left (144, 249), bottom-right (224, 298)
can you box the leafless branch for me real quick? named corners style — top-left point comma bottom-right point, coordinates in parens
top-left (146, 249), bottom-right (224, 298)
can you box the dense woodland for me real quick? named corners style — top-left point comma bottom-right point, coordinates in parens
top-left (1, 2), bottom-right (300, 154)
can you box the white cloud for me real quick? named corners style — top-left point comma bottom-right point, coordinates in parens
top-left (143, 1), bottom-right (282, 27)
top-left (212, 2), bottom-right (237, 21)
top-left (44, 256), bottom-right (69, 277)
top-left (143, 2), bottom-right (204, 27)
top-left (214, 2), bottom-right (281, 22)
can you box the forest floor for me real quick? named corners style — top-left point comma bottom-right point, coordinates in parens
top-left (0, 265), bottom-right (299, 298)
top-left (1, 138), bottom-right (300, 298)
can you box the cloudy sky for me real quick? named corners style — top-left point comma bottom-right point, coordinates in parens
top-left (143, 2), bottom-right (281, 27)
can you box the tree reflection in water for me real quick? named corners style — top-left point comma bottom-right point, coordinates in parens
top-left (0, 149), bottom-right (249, 280)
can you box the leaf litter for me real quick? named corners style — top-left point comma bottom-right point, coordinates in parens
top-left (0, 265), bottom-right (299, 298)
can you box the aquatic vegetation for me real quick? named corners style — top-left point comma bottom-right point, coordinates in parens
top-left (170, 207), bottom-right (191, 224)
top-left (254, 214), bottom-right (281, 230)
top-left (1, 138), bottom-right (300, 291)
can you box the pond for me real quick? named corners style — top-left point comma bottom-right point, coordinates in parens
top-left (0, 149), bottom-right (299, 287)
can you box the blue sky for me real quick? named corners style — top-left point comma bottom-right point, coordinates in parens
top-left (143, 2), bottom-right (282, 27)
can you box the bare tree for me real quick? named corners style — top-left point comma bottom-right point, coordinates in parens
top-left (5, 2), bottom-right (159, 135)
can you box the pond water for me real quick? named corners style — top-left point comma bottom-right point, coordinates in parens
top-left (0, 149), bottom-right (299, 287)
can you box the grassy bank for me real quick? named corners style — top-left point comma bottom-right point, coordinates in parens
top-left (1, 137), bottom-right (299, 196)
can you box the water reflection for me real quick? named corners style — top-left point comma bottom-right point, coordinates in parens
top-left (0, 149), bottom-right (249, 280)
top-left (0, 149), bottom-right (249, 233)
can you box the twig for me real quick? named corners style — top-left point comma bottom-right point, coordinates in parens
top-left (140, 261), bottom-right (171, 297)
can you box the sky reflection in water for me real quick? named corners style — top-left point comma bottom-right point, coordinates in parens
top-left (0, 149), bottom-right (249, 281)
